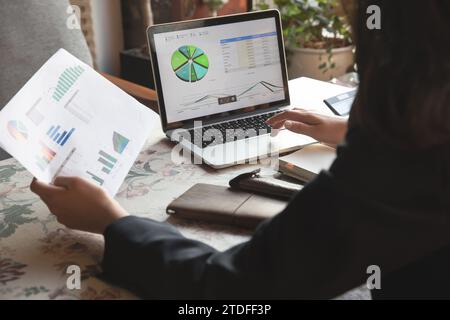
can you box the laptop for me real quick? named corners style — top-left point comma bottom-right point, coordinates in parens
top-left (147, 10), bottom-right (315, 168)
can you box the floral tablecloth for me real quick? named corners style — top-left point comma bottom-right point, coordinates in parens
top-left (0, 126), bottom-right (369, 300)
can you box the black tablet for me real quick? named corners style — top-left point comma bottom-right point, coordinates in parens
top-left (323, 89), bottom-right (357, 116)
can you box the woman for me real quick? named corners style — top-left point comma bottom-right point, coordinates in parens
top-left (30, 0), bottom-right (449, 299)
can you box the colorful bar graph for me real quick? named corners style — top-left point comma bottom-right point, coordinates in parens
top-left (40, 142), bottom-right (56, 160)
top-left (35, 142), bottom-right (56, 171)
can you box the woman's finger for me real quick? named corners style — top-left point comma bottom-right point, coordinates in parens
top-left (53, 176), bottom-right (79, 189)
top-left (266, 110), bottom-right (318, 125)
top-left (269, 119), bottom-right (288, 129)
top-left (292, 107), bottom-right (314, 112)
top-left (284, 121), bottom-right (314, 136)
top-left (269, 111), bottom-right (319, 129)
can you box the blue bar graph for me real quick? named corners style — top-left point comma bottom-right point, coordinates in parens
top-left (61, 128), bottom-right (75, 146)
top-left (47, 125), bottom-right (75, 146)
top-left (57, 131), bottom-right (67, 144)
top-left (49, 126), bottom-right (60, 139)
top-left (47, 126), bottom-right (54, 136)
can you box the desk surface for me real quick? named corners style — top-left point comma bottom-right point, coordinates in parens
top-left (0, 125), bottom-right (261, 299)
top-left (0, 78), bottom-right (368, 299)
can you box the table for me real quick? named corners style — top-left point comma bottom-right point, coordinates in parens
top-left (0, 125), bottom-right (262, 299)
top-left (0, 79), bottom-right (369, 299)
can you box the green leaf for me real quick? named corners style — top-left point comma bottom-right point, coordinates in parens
top-left (273, 0), bottom-right (352, 49)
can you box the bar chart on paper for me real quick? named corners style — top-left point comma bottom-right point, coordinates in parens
top-left (98, 150), bottom-right (117, 174)
top-left (63, 90), bottom-right (93, 125)
top-left (47, 125), bottom-right (75, 146)
top-left (52, 66), bottom-right (84, 102)
top-left (86, 150), bottom-right (118, 186)
top-left (35, 141), bottom-right (56, 171)
top-left (26, 98), bottom-right (45, 126)
top-left (86, 171), bottom-right (104, 186)
top-left (53, 147), bottom-right (102, 187)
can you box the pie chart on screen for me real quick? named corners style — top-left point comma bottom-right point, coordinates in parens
top-left (7, 120), bottom-right (28, 142)
top-left (171, 45), bottom-right (209, 83)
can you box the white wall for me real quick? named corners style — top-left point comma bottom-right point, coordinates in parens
top-left (91, 0), bottom-right (124, 75)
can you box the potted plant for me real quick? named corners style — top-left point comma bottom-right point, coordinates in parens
top-left (258, 0), bottom-right (354, 81)
top-left (203, 0), bottom-right (227, 16)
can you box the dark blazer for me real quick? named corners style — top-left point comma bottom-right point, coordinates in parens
top-left (101, 127), bottom-right (450, 299)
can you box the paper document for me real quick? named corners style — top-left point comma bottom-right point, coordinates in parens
top-left (288, 77), bottom-right (355, 116)
top-left (0, 49), bottom-right (159, 196)
top-left (278, 143), bottom-right (336, 182)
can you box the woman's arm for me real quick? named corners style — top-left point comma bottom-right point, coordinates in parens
top-left (32, 166), bottom-right (449, 299)
top-left (31, 170), bottom-right (445, 299)
top-left (31, 174), bottom-right (364, 298)
top-left (52, 173), bottom-right (364, 298)
top-left (99, 173), bottom-right (369, 299)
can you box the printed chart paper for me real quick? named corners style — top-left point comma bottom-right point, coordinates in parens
top-left (0, 49), bottom-right (159, 196)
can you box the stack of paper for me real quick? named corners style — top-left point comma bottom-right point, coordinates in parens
top-left (279, 143), bottom-right (336, 182)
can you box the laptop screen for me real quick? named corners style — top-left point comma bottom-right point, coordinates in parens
top-left (151, 13), bottom-right (288, 126)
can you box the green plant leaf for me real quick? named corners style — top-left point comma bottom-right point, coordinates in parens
top-left (269, 0), bottom-right (352, 49)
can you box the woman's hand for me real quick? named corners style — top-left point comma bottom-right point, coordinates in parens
top-left (266, 108), bottom-right (348, 146)
top-left (30, 176), bottom-right (129, 234)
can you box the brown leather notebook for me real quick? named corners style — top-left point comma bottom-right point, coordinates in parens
top-left (166, 183), bottom-right (288, 229)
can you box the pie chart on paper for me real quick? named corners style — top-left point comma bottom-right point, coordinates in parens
top-left (7, 120), bottom-right (28, 142)
top-left (171, 45), bottom-right (209, 83)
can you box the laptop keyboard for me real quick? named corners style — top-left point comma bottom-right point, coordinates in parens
top-left (186, 111), bottom-right (282, 148)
